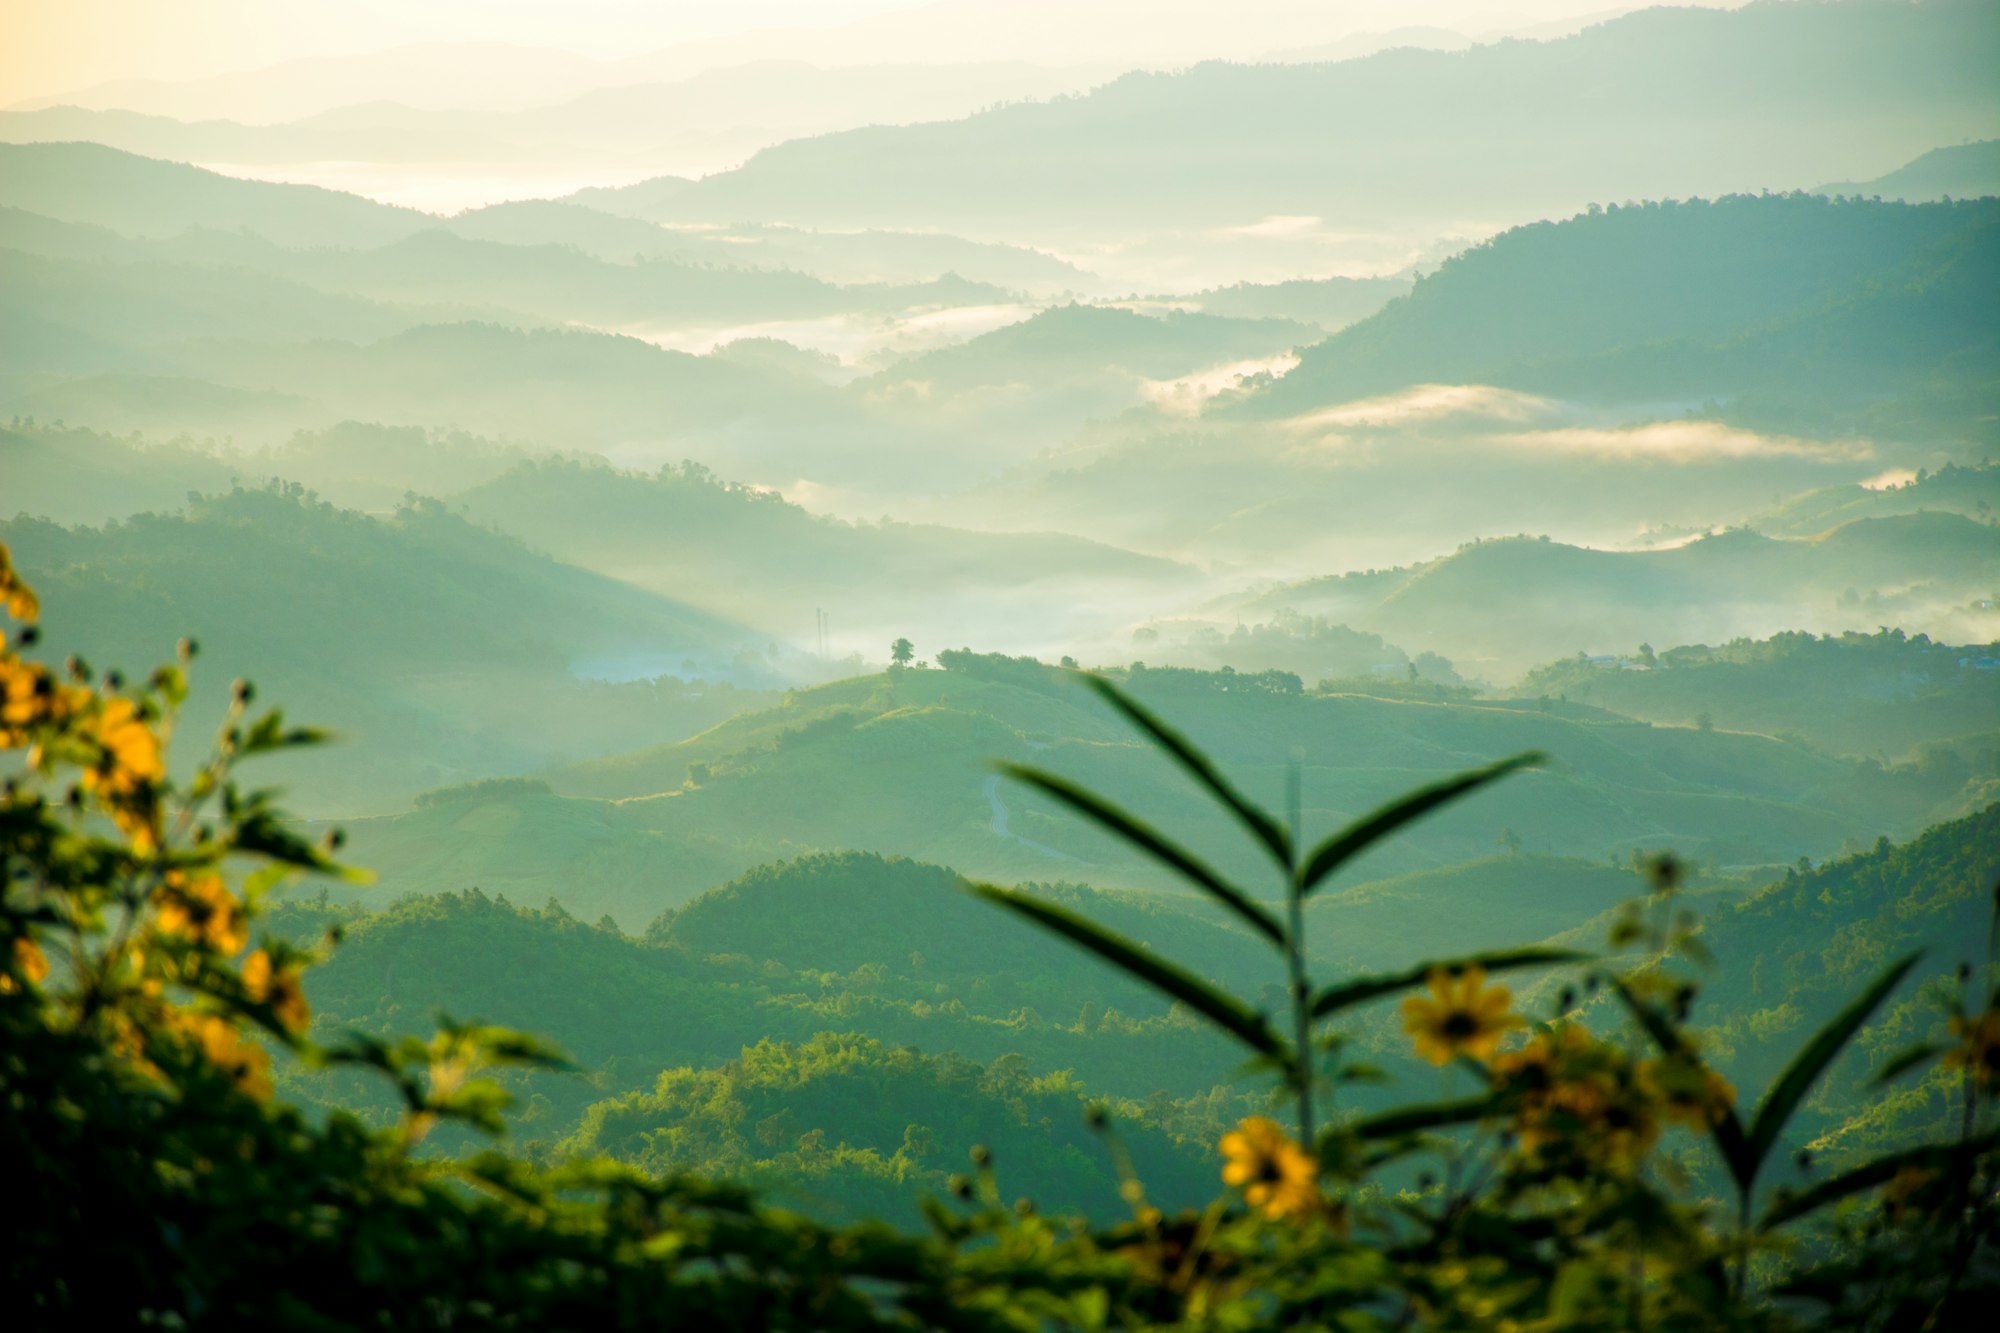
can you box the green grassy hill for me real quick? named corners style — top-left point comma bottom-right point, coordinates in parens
top-left (323, 655), bottom-right (1987, 930)
top-left (1307, 854), bottom-right (1649, 974)
top-left (286, 795), bottom-right (2000, 1225)
top-left (656, 851), bottom-right (1270, 1021)
top-left (1751, 461), bottom-right (2000, 538)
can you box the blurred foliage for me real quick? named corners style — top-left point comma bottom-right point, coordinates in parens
top-left (7, 543), bottom-right (1997, 1328)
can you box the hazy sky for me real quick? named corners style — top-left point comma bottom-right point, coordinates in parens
top-left (0, 2), bottom-right (924, 101)
top-left (1, 1), bottom-right (1735, 107)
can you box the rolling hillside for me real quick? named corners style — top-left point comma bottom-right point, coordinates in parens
top-left (455, 456), bottom-right (1188, 633)
top-left (2, 485), bottom-right (773, 811)
top-left (1513, 629), bottom-right (2000, 761)
top-left (575, 4), bottom-right (2000, 246)
top-left (325, 655), bottom-right (1989, 931)
top-left (1239, 514), bottom-right (2000, 677)
top-left (1242, 193), bottom-right (2000, 431)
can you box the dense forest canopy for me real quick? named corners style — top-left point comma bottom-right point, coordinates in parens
top-left (5, 1), bottom-right (1998, 1325)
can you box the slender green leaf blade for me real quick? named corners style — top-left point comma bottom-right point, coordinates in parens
top-left (1760, 1131), bottom-right (2000, 1230)
top-left (1299, 752), bottom-right (1543, 895)
top-left (1745, 953), bottom-right (1922, 1179)
top-left (968, 883), bottom-right (1289, 1066)
top-left (998, 763), bottom-right (1284, 946)
top-left (1310, 947), bottom-right (1587, 1020)
top-left (1870, 1043), bottom-right (1945, 1087)
top-left (1346, 1094), bottom-right (1497, 1142)
top-left (1076, 672), bottom-right (1292, 868)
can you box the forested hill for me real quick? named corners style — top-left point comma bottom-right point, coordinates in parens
top-left (1686, 802), bottom-right (2000, 1159)
top-left (0, 140), bottom-right (431, 246)
top-left (1819, 138), bottom-right (2000, 202)
top-left (275, 801), bottom-right (2000, 1223)
top-left (455, 457), bottom-right (1186, 627)
top-left (1235, 514), bottom-right (2000, 678)
top-left (1239, 194), bottom-right (2000, 428)
top-left (0, 485), bottom-right (768, 809)
top-left (573, 2), bottom-right (2000, 233)
top-left (859, 303), bottom-right (1314, 390)
top-left (1513, 629), bottom-right (2000, 761)
top-left (318, 653), bottom-right (1985, 931)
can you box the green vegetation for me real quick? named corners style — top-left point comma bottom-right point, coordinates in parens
top-left (1, 484), bottom-right (775, 810)
top-left (7, 7), bottom-right (1995, 1320)
top-left (1751, 461), bottom-right (2000, 538)
top-left (561, 1033), bottom-right (1217, 1225)
top-left (1515, 629), bottom-right (2000, 761)
top-left (454, 456), bottom-right (1186, 630)
top-left (575, 4), bottom-right (1999, 247)
top-left (13, 567), bottom-right (1993, 1327)
top-left (1817, 138), bottom-right (2000, 204)
top-left (1247, 194), bottom-right (2000, 435)
top-left (1239, 517), bottom-right (2000, 678)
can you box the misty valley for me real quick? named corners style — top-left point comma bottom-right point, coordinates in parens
top-left (5, 2), bottom-right (2000, 1327)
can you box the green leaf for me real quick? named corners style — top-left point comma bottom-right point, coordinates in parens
top-left (1760, 1131), bottom-right (2000, 1230)
top-left (1743, 953), bottom-right (1922, 1187)
top-left (1344, 1094), bottom-right (1497, 1142)
top-left (968, 883), bottom-right (1289, 1067)
top-left (1989, 874), bottom-right (2000, 967)
top-left (1310, 947), bottom-right (1587, 1020)
top-left (997, 763), bottom-right (1284, 946)
top-left (1871, 1043), bottom-right (1945, 1087)
top-left (235, 710), bottom-right (333, 762)
top-left (1075, 672), bottom-right (1292, 869)
top-left (1298, 752), bottom-right (1543, 895)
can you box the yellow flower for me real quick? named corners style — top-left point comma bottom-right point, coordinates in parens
top-left (1401, 965), bottom-right (1523, 1066)
top-left (243, 948), bottom-right (311, 1034)
top-left (85, 697), bottom-right (164, 789)
top-left (1498, 1028), bottom-right (1663, 1169)
top-left (1945, 1010), bottom-right (2000, 1091)
top-left (0, 543), bottom-right (38, 622)
top-left (77, 696), bottom-right (165, 849)
top-left (2, 935), bottom-right (50, 993)
top-left (1220, 1116), bottom-right (1322, 1221)
top-left (1, 654), bottom-right (80, 746)
top-left (155, 872), bottom-right (249, 956)
top-left (179, 1010), bottom-right (273, 1101)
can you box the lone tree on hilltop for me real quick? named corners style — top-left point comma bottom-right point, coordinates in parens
top-left (890, 637), bottom-right (914, 668)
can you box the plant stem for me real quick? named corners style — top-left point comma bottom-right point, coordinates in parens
top-left (1734, 1187), bottom-right (1751, 1304)
top-left (1287, 759), bottom-right (1314, 1147)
